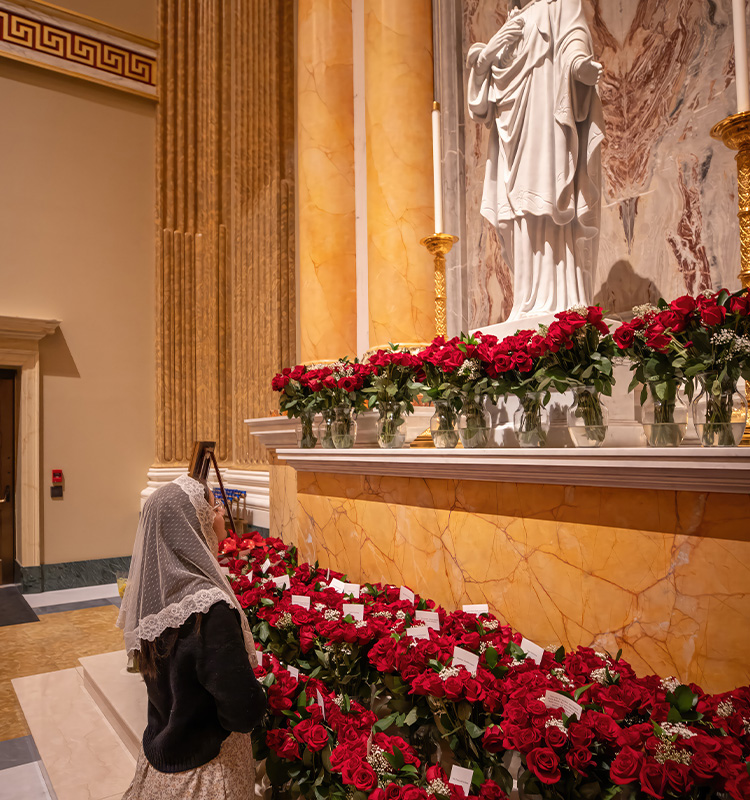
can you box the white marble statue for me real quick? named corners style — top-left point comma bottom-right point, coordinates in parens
top-left (467, 0), bottom-right (605, 322)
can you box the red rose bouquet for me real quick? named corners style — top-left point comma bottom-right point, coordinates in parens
top-left (667, 289), bottom-right (750, 446)
top-left (534, 306), bottom-right (615, 447)
top-left (364, 347), bottom-right (424, 448)
top-left (272, 364), bottom-right (323, 447)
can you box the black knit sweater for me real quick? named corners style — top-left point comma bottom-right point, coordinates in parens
top-left (141, 601), bottom-right (267, 773)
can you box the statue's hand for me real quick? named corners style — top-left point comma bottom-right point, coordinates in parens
top-left (573, 55), bottom-right (602, 86)
top-left (479, 17), bottom-right (525, 70)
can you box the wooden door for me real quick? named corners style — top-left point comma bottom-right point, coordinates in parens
top-left (0, 369), bottom-right (16, 584)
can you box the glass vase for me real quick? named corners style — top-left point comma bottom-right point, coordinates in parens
top-left (458, 395), bottom-right (491, 448)
top-left (567, 386), bottom-right (608, 448)
top-left (296, 409), bottom-right (317, 449)
top-left (377, 401), bottom-right (406, 449)
top-left (430, 399), bottom-right (459, 449)
top-left (513, 392), bottom-right (549, 448)
top-left (641, 379), bottom-right (687, 447)
top-left (331, 405), bottom-right (357, 449)
top-left (691, 373), bottom-right (748, 447)
top-left (317, 408), bottom-right (335, 449)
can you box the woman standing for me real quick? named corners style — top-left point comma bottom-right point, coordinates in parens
top-left (117, 474), bottom-right (266, 798)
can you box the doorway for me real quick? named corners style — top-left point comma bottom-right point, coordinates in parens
top-left (0, 369), bottom-right (16, 584)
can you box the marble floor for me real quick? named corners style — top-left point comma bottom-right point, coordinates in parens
top-left (0, 587), bottom-right (125, 799)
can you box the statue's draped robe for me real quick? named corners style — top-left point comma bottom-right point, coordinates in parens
top-left (467, 0), bottom-right (604, 321)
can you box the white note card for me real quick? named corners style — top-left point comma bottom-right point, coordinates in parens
top-left (246, 571), bottom-right (253, 583)
top-left (449, 765), bottom-right (474, 794)
top-left (219, 566), bottom-right (230, 575)
top-left (452, 646), bottom-right (479, 676)
top-left (343, 603), bottom-right (364, 621)
top-left (316, 690), bottom-right (326, 720)
top-left (544, 690), bottom-right (583, 719)
top-left (399, 586), bottom-right (415, 603)
top-left (261, 558), bottom-right (271, 573)
top-left (238, 548), bottom-right (253, 557)
top-left (343, 582), bottom-right (360, 599)
top-left (521, 637), bottom-right (545, 665)
top-left (256, 650), bottom-right (263, 667)
top-left (291, 595), bottom-right (311, 610)
top-left (273, 574), bottom-right (290, 590)
top-left (406, 625), bottom-right (429, 640)
top-left (329, 578), bottom-right (345, 593)
top-left (463, 603), bottom-right (489, 616)
top-left (287, 665), bottom-right (299, 680)
top-left (415, 610), bottom-right (440, 629)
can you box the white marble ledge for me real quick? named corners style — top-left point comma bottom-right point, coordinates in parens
top-left (274, 447), bottom-right (750, 494)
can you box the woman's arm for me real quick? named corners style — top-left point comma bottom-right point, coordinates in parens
top-left (196, 602), bottom-right (267, 732)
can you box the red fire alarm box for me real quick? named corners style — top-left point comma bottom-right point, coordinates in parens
top-left (52, 469), bottom-right (63, 484)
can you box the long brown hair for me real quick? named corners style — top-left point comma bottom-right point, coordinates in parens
top-left (138, 613), bottom-right (202, 679)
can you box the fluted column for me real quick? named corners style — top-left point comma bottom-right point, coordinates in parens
top-left (298, 0), bottom-right (357, 362)
top-left (364, 0), bottom-right (435, 346)
top-left (155, 0), bottom-right (295, 469)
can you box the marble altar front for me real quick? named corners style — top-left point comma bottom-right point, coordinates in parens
top-left (270, 454), bottom-right (750, 695)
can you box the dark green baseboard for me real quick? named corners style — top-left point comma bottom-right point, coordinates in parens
top-left (15, 556), bottom-right (132, 594)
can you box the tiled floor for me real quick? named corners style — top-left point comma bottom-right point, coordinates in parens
top-left (0, 761), bottom-right (53, 800)
top-left (0, 604), bottom-right (125, 741)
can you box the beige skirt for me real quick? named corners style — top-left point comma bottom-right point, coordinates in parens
top-left (122, 732), bottom-right (256, 800)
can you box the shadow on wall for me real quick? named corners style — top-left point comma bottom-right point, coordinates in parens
top-left (39, 328), bottom-right (79, 378)
top-left (594, 260), bottom-right (662, 317)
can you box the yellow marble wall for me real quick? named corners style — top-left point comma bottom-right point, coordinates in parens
top-left (298, 0), bottom-right (358, 361)
top-left (288, 472), bottom-right (750, 694)
top-left (365, 0), bottom-right (436, 346)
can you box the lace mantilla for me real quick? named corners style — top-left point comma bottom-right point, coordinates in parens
top-left (174, 473), bottom-right (215, 542)
top-left (126, 587), bottom-right (233, 650)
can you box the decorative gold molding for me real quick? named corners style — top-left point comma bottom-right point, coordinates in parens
top-left (0, 0), bottom-right (157, 99)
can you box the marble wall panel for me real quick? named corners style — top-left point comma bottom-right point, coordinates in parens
top-left (289, 471), bottom-right (750, 693)
top-left (462, 0), bottom-right (743, 327)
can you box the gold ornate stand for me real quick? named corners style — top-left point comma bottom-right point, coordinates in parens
top-left (711, 111), bottom-right (750, 288)
top-left (420, 233), bottom-right (458, 338)
top-left (711, 111), bottom-right (750, 444)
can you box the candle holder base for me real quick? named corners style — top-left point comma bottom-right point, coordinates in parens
top-left (420, 233), bottom-right (458, 339)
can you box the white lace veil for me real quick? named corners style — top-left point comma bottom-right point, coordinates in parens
top-left (117, 474), bottom-right (257, 664)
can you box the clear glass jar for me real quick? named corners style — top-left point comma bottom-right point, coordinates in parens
top-left (691, 373), bottom-right (748, 447)
top-left (567, 386), bottom-right (608, 448)
top-left (458, 394), bottom-right (491, 448)
top-left (513, 391), bottom-right (549, 448)
top-left (641, 379), bottom-right (687, 447)
top-left (317, 408), bottom-right (336, 449)
top-left (429, 399), bottom-right (459, 449)
top-left (331, 405), bottom-right (357, 449)
top-left (376, 401), bottom-right (406, 449)
top-left (296, 409), bottom-right (318, 449)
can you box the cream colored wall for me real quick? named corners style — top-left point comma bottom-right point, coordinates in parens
top-left (0, 17), bottom-right (156, 564)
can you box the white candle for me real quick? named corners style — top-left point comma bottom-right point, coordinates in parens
top-left (432, 101), bottom-right (444, 233)
top-left (733, 0), bottom-right (750, 113)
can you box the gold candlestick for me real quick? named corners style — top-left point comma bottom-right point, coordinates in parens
top-left (420, 233), bottom-right (458, 338)
top-left (711, 111), bottom-right (750, 288)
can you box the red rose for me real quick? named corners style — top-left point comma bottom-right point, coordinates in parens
top-left (664, 761), bottom-right (692, 795)
top-left (515, 726), bottom-right (543, 754)
top-left (730, 294), bottom-right (750, 315)
top-left (700, 304), bottom-right (726, 326)
top-left (483, 725), bottom-right (505, 753)
top-left (544, 725), bottom-right (567, 750)
top-left (566, 746), bottom-right (593, 776)
top-left (526, 747), bottom-right (561, 784)
top-left (299, 625), bottom-right (315, 653)
top-left (670, 295), bottom-right (697, 315)
top-left (568, 723), bottom-right (595, 749)
top-left (614, 323), bottom-right (636, 349)
top-left (266, 729), bottom-right (301, 760)
top-left (410, 670), bottom-right (445, 697)
top-left (401, 787), bottom-right (428, 800)
top-left (478, 779), bottom-right (508, 800)
top-left (645, 331), bottom-right (671, 351)
top-left (384, 785), bottom-right (402, 800)
top-left (512, 352), bottom-right (534, 372)
top-left (640, 760), bottom-right (668, 799)
top-left (610, 746), bottom-right (643, 784)
top-left (305, 723), bottom-right (329, 752)
top-left (370, 790), bottom-right (388, 800)
top-left (690, 752), bottom-right (719, 782)
top-left (725, 764), bottom-right (750, 800)
top-left (350, 764), bottom-right (377, 792)
top-left (444, 675), bottom-right (465, 700)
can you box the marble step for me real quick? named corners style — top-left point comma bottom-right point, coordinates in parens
top-left (12, 666), bottom-right (136, 800)
top-left (79, 651), bottom-right (147, 759)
